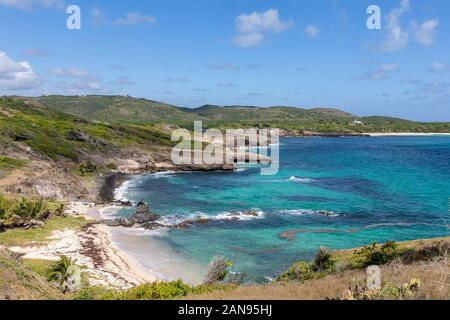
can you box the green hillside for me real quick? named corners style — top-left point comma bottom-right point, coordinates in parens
top-left (8, 95), bottom-right (450, 133)
top-left (0, 97), bottom-right (174, 162)
top-left (33, 95), bottom-right (204, 125)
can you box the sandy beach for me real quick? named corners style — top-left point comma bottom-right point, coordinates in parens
top-left (367, 132), bottom-right (450, 137)
top-left (8, 202), bottom-right (159, 289)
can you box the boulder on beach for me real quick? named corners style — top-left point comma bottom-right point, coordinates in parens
top-left (103, 218), bottom-right (134, 228)
top-left (102, 201), bottom-right (160, 228)
top-left (132, 201), bottom-right (160, 224)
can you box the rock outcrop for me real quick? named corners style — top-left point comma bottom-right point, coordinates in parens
top-left (102, 201), bottom-right (160, 228)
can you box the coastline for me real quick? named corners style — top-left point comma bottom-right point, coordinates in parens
top-left (8, 202), bottom-right (159, 289)
top-left (366, 132), bottom-right (450, 137)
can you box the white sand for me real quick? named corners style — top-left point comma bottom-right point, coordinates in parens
top-left (367, 133), bottom-right (450, 137)
top-left (8, 202), bottom-right (159, 289)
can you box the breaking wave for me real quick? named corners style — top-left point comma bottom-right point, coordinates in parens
top-left (288, 176), bottom-right (315, 183)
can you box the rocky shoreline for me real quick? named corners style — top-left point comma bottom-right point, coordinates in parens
top-left (278, 129), bottom-right (370, 138)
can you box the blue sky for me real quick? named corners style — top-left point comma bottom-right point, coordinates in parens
top-left (0, 0), bottom-right (449, 121)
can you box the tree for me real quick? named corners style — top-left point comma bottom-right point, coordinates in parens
top-left (47, 256), bottom-right (81, 293)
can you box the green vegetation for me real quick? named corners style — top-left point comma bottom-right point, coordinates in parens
top-left (0, 196), bottom-right (48, 221)
top-left (0, 97), bottom-right (175, 163)
top-left (77, 161), bottom-right (98, 176)
top-left (11, 197), bottom-right (47, 220)
top-left (105, 163), bottom-right (118, 170)
top-left (0, 156), bottom-right (27, 171)
top-left (278, 240), bottom-right (449, 283)
top-left (350, 241), bottom-right (400, 268)
top-left (277, 247), bottom-right (336, 282)
top-left (101, 281), bottom-right (232, 301)
top-left (342, 279), bottom-right (422, 300)
top-left (22, 259), bottom-right (54, 277)
top-left (47, 256), bottom-right (79, 293)
top-left (0, 215), bottom-right (87, 246)
top-left (35, 95), bottom-right (205, 126)
top-left (0, 238), bottom-right (448, 300)
top-left (0, 249), bottom-right (65, 300)
top-left (28, 95), bottom-right (450, 133)
top-left (1, 96), bottom-right (449, 168)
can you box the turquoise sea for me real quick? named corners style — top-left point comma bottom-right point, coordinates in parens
top-left (108, 136), bottom-right (450, 283)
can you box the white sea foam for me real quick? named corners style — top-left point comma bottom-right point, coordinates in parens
top-left (280, 209), bottom-right (340, 217)
top-left (114, 179), bottom-right (134, 202)
top-left (288, 176), bottom-right (315, 183)
top-left (151, 171), bottom-right (177, 178)
top-left (157, 210), bottom-right (265, 227)
top-left (215, 210), bottom-right (265, 221)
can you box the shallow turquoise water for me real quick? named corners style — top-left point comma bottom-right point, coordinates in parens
top-left (113, 137), bottom-right (450, 282)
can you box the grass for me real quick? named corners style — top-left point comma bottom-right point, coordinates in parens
top-left (186, 257), bottom-right (449, 300)
top-left (0, 249), bottom-right (65, 300)
top-left (0, 215), bottom-right (87, 246)
top-left (0, 97), bottom-right (175, 163)
top-left (187, 237), bottom-right (449, 300)
top-left (16, 95), bottom-right (450, 133)
top-left (0, 156), bottom-right (28, 170)
top-left (22, 259), bottom-right (54, 277)
top-left (99, 281), bottom-right (234, 301)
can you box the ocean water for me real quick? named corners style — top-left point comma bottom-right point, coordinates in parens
top-left (109, 137), bottom-right (450, 283)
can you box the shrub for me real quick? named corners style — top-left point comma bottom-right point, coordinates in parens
top-left (107, 280), bottom-right (192, 300)
top-left (72, 285), bottom-right (112, 300)
top-left (105, 163), bottom-right (118, 170)
top-left (277, 261), bottom-right (318, 282)
top-left (341, 279), bottom-right (421, 300)
top-left (47, 255), bottom-right (80, 293)
top-left (0, 198), bottom-right (10, 220)
top-left (277, 247), bottom-right (336, 282)
top-left (313, 247), bottom-right (335, 272)
top-left (12, 197), bottom-right (47, 220)
top-left (203, 256), bottom-right (233, 285)
top-left (78, 161), bottom-right (98, 176)
top-left (351, 241), bottom-right (400, 268)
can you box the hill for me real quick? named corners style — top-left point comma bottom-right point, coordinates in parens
top-left (23, 95), bottom-right (450, 133)
top-left (0, 97), bottom-right (176, 163)
top-left (0, 249), bottom-right (65, 300)
top-left (32, 95), bottom-right (204, 126)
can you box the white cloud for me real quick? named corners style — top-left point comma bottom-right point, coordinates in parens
top-left (233, 9), bottom-right (293, 48)
top-left (412, 19), bottom-right (439, 47)
top-left (49, 67), bottom-right (90, 78)
top-left (429, 62), bottom-right (449, 72)
top-left (114, 12), bottom-right (156, 26)
top-left (379, 0), bottom-right (410, 52)
top-left (207, 63), bottom-right (240, 71)
top-left (91, 8), bottom-right (107, 26)
top-left (377, 1), bottom-right (439, 51)
top-left (0, 51), bottom-right (40, 91)
top-left (304, 24), bottom-right (320, 38)
top-left (0, 0), bottom-right (63, 10)
top-left (380, 63), bottom-right (400, 72)
top-left (356, 63), bottom-right (400, 80)
top-left (233, 33), bottom-right (265, 48)
top-left (54, 80), bottom-right (105, 94)
top-left (24, 48), bottom-right (51, 57)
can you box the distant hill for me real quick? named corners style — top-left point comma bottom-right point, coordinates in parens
top-left (192, 105), bottom-right (354, 122)
top-left (33, 95), bottom-right (204, 125)
top-left (13, 95), bottom-right (450, 133)
top-left (30, 96), bottom-right (355, 126)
